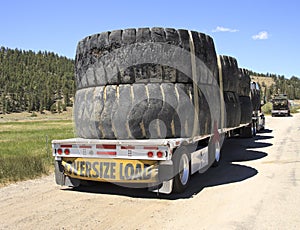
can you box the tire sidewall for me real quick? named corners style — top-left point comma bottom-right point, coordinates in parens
top-left (172, 147), bottom-right (191, 193)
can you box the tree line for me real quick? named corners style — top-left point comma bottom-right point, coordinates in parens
top-left (248, 70), bottom-right (300, 101)
top-left (1, 47), bottom-right (299, 115)
top-left (0, 47), bottom-right (75, 114)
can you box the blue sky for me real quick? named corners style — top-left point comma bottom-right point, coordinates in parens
top-left (1, 0), bottom-right (299, 78)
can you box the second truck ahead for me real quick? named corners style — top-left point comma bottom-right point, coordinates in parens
top-left (271, 94), bottom-right (290, 117)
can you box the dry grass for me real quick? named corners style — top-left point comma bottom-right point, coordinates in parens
top-left (250, 75), bottom-right (275, 88)
top-left (0, 107), bottom-right (73, 122)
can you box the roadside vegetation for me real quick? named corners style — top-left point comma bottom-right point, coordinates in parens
top-left (0, 47), bottom-right (74, 114)
top-left (0, 120), bottom-right (74, 185)
top-left (261, 102), bottom-right (273, 115)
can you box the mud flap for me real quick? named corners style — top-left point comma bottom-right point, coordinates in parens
top-left (54, 160), bottom-right (80, 187)
top-left (151, 160), bottom-right (174, 194)
top-left (64, 176), bottom-right (81, 187)
top-left (158, 160), bottom-right (173, 182)
top-left (54, 160), bottom-right (65, 186)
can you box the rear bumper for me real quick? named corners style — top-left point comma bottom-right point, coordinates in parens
top-left (272, 110), bottom-right (289, 116)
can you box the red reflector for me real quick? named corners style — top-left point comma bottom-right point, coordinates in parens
top-left (57, 149), bottom-right (63, 155)
top-left (121, 146), bottom-right (135, 150)
top-left (96, 151), bottom-right (117, 156)
top-left (147, 151), bottom-right (154, 157)
top-left (64, 149), bottom-right (70, 155)
top-left (96, 144), bottom-right (116, 149)
top-left (144, 146), bottom-right (158, 150)
top-left (157, 151), bottom-right (163, 158)
top-left (61, 145), bottom-right (72, 148)
top-left (79, 145), bottom-right (92, 149)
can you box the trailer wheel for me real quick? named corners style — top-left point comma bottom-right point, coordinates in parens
top-left (172, 149), bottom-right (190, 193)
top-left (209, 138), bottom-right (221, 167)
top-left (252, 121), bottom-right (257, 137)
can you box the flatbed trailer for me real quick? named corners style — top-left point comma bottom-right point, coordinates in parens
top-left (52, 120), bottom-right (264, 194)
top-left (52, 28), bottom-right (265, 194)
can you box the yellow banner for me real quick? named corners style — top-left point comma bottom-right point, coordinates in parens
top-left (61, 158), bottom-right (158, 183)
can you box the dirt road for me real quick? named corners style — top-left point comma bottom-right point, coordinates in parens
top-left (1, 114), bottom-right (299, 229)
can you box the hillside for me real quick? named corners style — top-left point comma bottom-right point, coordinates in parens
top-left (250, 72), bottom-right (300, 101)
top-left (250, 75), bottom-right (275, 88)
top-left (0, 47), bottom-right (75, 114)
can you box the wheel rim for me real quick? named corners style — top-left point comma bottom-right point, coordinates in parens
top-left (179, 154), bottom-right (189, 186)
top-left (215, 141), bottom-right (221, 162)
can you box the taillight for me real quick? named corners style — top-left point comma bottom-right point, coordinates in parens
top-left (64, 149), bottom-right (70, 155)
top-left (147, 151), bottom-right (154, 158)
top-left (57, 149), bottom-right (63, 155)
top-left (157, 151), bottom-right (163, 158)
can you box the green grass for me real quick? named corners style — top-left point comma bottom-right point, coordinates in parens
top-left (261, 102), bottom-right (273, 115)
top-left (0, 120), bottom-right (74, 184)
top-left (290, 105), bottom-right (300, 114)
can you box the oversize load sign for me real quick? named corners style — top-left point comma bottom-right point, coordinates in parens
top-left (62, 158), bottom-right (158, 183)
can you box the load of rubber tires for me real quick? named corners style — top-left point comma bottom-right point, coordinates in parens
top-left (73, 27), bottom-right (257, 140)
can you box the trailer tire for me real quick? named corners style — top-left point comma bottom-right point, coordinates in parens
top-left (172, 148), bottom-right (190, 193)
top-left (209, 137), bottom-right (221, 167)
top-left (252, 121), bottom-right (257, 137)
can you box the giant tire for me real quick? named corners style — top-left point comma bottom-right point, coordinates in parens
top-left (238, 68), bottom-right (251, 97)
top-left (239, 96), bottom-right (253, 124)
top-left (75, 27), bottom-right (219, 89)
top-left (218, 55), bottom-right (240, 93)
top-left (250, 82), bottom-right (261, 111)
top-left (223, 91), bottom-right (241, 128)
top-left (74, 83), bottom-right (212, 139)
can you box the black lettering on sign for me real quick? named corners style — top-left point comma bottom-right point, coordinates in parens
top-left (85, 161), bottom-right (91, 177)
top-left (74, 161), bottom-right (80, 176)
top-left (80, 161), bottom-right (85, 177)
top-left (134, 164), bottom-right (142, 180)
top-left (119, 163), bottom-right (125, 180)
top-left (125, 163), bottom-right (134, 180)
top-left (110, 162), bottom-right (116, 179)
top-left (103, 162), bottom-right (110, 179)
top-left (92, 162), bottom-right (99, 178)
top-left (143, 164), bottom-right (151, 180)
top-left (99, 162), bottom-right (103, 178)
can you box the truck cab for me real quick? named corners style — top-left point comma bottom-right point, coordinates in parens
top-left (271, 94), bottom-right (290, 117)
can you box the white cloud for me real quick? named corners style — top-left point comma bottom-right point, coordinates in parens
top-left (212, 26), bottom-right (239, 33)
top-left (252, 31), bottom-right (269, 40)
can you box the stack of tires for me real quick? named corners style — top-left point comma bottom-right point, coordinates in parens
top-left (238, 68), bottom-right (253, 124)
top-left (74, 28), bottom-right (220, 139)
top-left (218, 55), bottom-right (241, 128)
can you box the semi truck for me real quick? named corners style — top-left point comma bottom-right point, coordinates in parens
top-left (52, 28), bottom-right (264, 194)
top-left (271, 94), bottom-right (290, 117)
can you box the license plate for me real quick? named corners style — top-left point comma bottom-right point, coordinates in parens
top-left (62, 158), bottom-right (158, 183)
